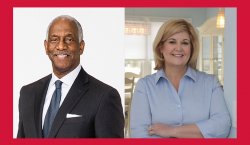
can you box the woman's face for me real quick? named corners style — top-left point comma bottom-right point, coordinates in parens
top-left (160, 31), bottom-right (191, 68)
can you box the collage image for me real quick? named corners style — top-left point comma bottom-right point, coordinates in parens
top-left (13, 8), bottom-right (236, 139)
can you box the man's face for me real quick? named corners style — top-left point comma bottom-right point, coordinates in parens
top-left (44, 18), bottom-right (84, 78)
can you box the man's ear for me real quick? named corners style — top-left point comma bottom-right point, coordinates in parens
top-left (44, 40), bottom-right (48, 55)
top-left (79, 40), bottom-right (85, 55)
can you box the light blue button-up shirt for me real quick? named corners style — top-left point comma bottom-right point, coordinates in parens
top-left (130, 67), bottom-right (231, 138)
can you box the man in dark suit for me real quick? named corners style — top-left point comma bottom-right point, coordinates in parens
top-left (17, 15), bottom-right (124, 138)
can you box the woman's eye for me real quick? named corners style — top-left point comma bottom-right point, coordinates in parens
top-left (182, 42), bottom-right (190, 45)
top-left (168, 41), bottom-right (176, 44)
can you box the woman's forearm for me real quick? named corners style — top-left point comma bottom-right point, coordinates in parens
top-left (172, 124), bottom-right (203, 138)
top-left (149, 123), bottom-right (203, 138)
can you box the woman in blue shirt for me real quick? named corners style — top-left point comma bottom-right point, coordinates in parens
top-left (130, 19), bottom-right (231, 138)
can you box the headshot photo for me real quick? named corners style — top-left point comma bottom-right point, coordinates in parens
top-left (13, 8), bottom-right (125, 138)
top-left (13, 7), bottom-right (237, 139)
top-left (124, 8), bottom-right (236, 138)
top-left (0, 0), bottom-right (246, 143)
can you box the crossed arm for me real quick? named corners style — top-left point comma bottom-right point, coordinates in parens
top-left (148, 123), bottom-right (203, 138)
top-left (130, 78), bottom-right (231, 138)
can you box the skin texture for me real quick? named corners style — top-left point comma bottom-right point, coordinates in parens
top-left (149, 32), bottom-right (203, 138)
top-left (161, 31), bottom-right (191, 91)
top-left (44, 18), bottom-right (84, 79)
top-left (160, 31), bottom-right (191, 68)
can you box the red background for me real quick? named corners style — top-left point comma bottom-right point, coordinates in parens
top-left (0, 0), bottom-right (246, 145)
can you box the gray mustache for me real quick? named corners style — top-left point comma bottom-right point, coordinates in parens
top-left (53, 51), bottom-right (70, 55)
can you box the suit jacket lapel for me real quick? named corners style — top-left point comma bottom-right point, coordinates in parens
top-left (49, 68), bottom-right (89, 137)
top-left (34, 75), bottom-right (52, 138)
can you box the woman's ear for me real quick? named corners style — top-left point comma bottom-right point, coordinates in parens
top-left (159, 45), bottom-right (163, 53)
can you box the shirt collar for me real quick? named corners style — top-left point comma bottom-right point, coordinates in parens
top-left (155, 66), bottom-right (197, 84)
top-left (155, 69), bottom-right (167, 84)
top-left (184, 67), bottom-right (197, 82)
top-left (51, 64), bottom-right (81, 86)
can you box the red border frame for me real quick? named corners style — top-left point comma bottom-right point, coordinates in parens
top-left (1, 0), bottom-right (246, 145)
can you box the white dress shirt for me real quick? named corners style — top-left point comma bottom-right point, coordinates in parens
top-left (42, 64), bottom-right (81, 128)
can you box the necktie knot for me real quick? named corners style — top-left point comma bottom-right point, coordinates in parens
top-left (55, 80), bottom-right (62, 89)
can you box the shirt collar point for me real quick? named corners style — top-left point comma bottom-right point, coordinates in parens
top-left (155, 69), bottom-right (166, 84)
top-left (185, 67), bottom-right (197, 82)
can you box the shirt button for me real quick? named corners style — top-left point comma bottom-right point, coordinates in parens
top-left (177, 105), bottom-right (181, 108)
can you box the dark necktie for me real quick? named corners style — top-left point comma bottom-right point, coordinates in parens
top-left (43, 80), bottom-right (62, 137)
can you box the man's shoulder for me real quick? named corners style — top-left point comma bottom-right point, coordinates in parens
top-left (76, 69), bottom-right (119, 97)
top-left (21, 74), bottom-right (52, 90)
top-left (85, 74), bottom-right (121, 101)
top-left (87, 74), bottom-right (115, 91)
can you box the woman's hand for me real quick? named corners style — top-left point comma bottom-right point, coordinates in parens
top-left (148, 123), bottom-right (203, 138)
top-left (148, 123), bottom-right (176, 137)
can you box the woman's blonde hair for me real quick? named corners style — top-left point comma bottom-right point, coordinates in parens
top-left (153, 19), bottom-right (199, 70)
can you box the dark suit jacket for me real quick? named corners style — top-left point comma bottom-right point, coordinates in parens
top-left (17, 68), bottom-right (124, 138)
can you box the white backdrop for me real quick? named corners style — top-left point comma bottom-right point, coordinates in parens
top-left (13, 8), bottom-right (124, 137)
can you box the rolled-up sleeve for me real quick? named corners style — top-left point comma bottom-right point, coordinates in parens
top-left (196, 76), bottom-right (231, 138)
top-left (130, 79), bottom-right (156, 138)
